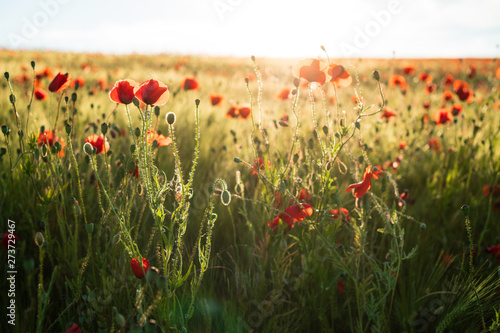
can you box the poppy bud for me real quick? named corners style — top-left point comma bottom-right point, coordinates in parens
top-left (101, 123), bottom-right (108, 135)
top-left (54, 141), bottom-right (61, 152)
top-left (71, 92), bottom-right (77, 102)
top-left (64, 96), bottom-right (69, 103)
top-left (355, 121), bottom-right (361, 130)
top-left (132, 97), bottom-right (140, 108)
top-left (152, 106), bottom-right (160, 117)
top-left (115, 313), bottom-right (126, 328)
top-left (83, 142), bottom-right (94, 156)
top-left (146, 266), bottom-right (159, 283)
top-left (156, 275), bottom-right (167, 289)
top-left (130, 144), bottom-right (136, 154)
top-left (291, 88), bottom-right (297, 95)
top-left (233, 157), bottom-right (241, 163)
top-left (31, 61), bottom-right (35, 69)
top-left (221, 190), bottom-right (231, 206)
top-left (127, 161), bottom-right (136, 173)
top-left (322, 125), bottom-right (328, 135)
top-left (34, 147), bottom-right (40, 160)
top-left (166, 112), bottom-right (176, 125)
top-left (4, 72), bottom-right (9, 80)
top-left (293, 78), bottom-right (300, 87)
top-left (65, 124), bottom-right (72, 135)
top-left (9, 94), bottom-right (15, 104)
top-left (320, 45), bottom-right (326, 51)
top-left (152, 140), bottom-right (159, 149)
top-left (50, 145), bottom-right (57, 155)
top-left (245, 77), bottom-right (249, 84)
top-left (41, 144), bottom-right (48, 157)
top-left (85, 223), bottom-right (94, 234)
top-left (195, 99), bottom-right (200, 107)
top-left (373, 70), bottom-right (380, 81)
top-left (35, 232), bottom-right (45, 247)
top-left (420, 223), bottom-right (427, 230)
top-left (134, 127), bottom-right (140, 138)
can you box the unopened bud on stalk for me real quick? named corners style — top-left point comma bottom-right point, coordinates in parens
top-left (9, 94), bottom-right (16, 104)
top-left (372, 70), bottom-right (380, 81)
top-left (115, 313), bottom-right (126, 328)
top-left (291, 88), bottom-right (297, 95)
top-left (166, 112), bottom-right (176, 125)
top-left (221, 190), bottom-right (231, 206)
top-left (251, 55), bottom-right (256, 62)
top-left (245, 77), bottom-right (249, 84)
top-left (64, 96), bottom-right (69, 103)
top-left (31, 61), bottom-right (35, 69)
top-left (195, 99), bottom-right (200, 107)
top-left (71, 92), bottom-right (77, 102)
top-left (293, 78), bottom-right (300, 87)
top-left (4, 72), bottom-right (9, 80)
top-left (65, 124), bottom-right (72, 135)
top-left (134, 127), bottom-right (140, 138)
top-left (132, 97), bottom-right (140, 108)
top-left (461, 205), bottom-right (470, 217)
top-left (130, 144), bottom-right (136, 154)
top-left (154, 106), bottom-right (160, 117)
top-left (233, 157), bottom-right (241, 163)
top-left (35, 232), bottom-right (45, 247)
top-left (83, 142), bottom-right (94, 156)
top-left (85, 223), bottom-right (94, 234)
top-left (146, 266), bottom-right (159, 283)
top-left (101, 123), bottom-right (108, 135)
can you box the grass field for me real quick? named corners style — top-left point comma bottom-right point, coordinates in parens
top-left (1, 49), bottom-right (500, 332)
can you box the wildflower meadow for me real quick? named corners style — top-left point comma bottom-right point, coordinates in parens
top-left (1, 49), bottom-right (500, 332)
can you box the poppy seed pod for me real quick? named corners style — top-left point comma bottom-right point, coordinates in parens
top-left (134, 127), bottom-right (141, 138)
top-left (373, 70), bottom-right (380, 81)
top-left (4, 72), bottom-right (9, 80)
top-left (35, 232), bottom-right (45, 247)
top-left (31, 61), bottom-right (35, 69)
top-left (195, 99), bottom-right (200, 107)
top-left (83, 142), bottom-right (94, 156)
top-left (166, 112), bottom-right (176, 125)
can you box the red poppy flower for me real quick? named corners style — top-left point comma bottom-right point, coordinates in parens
top-left (423, 101), bottom-right (431, 110)
top-left (84, 134), bottom-right (110, 154)
top-left (298, 189), bottom-right (312, 203)
top-left (398, 189), bottom-right (409, 207)
top-left (130, 165), bottom-right (139, 178)
top-left (467, 65), bottom-right (476, 79)
top-left (34, 87), bottom-right (49, 101)
top-left (372, 165), bottom-right (383, 180)
top-left (292, 59), bottom-right (329, 85)
top-left (2, 232), bottom-right (18, 250)
top-left (442, 91), bottom-right (453, 102)
top-left (453, 80), bottom-right (473, 103)
top-left (181, 77), bottom-right (199, 91)
top-left (276, 88), bottom-right (291, 101)
top-left (418, 72), bottom-right (433, 83)
top-left (433, 107), bottom-right (452, 125)
top-left (147, 129), bottom-right (172, 147)
top-left (444, 74), bottom-right (454, 86)
top-left (226, 105), bottom-right (251, 119)
top-left (268, 203), bottom-right (314, 233)
top-left (130, 257), bottom-right (150, 279)
top-left (37, 130), bottom-right (66, 157)
top-left (210, 93), bottom-right (224, 106)
top-left (251, 157), bottom-right (266, 175)
top-left (388, 74), bottom-right (407, 91)
top-left (451, 103), bottom-right (463, 116)
top-left (346, 166), bottom-right (374, 199)
top-left (328, 64), bottom-right (352, 88)
top-left (97, 77), bottom-right (108, 90)
top-left (423, 83), bottom-right (436, 94)
top-left (381, 107), bottom-right (397, 120)
top-left (428, 137), bottom-right (441, 152)
top-left (64, 323), bottom-right (82, 333)
top-left (109, 79), bottom-right (139, 105)
top-left (486, 245), bottom-right (500, 263)
top-left (402, 65), bottom-right (415, 75)
top-left (398, 141), bottom-right (407, 150)
top-left (483, 184), bottom-right (500, 197)
top-left (337, 279), bottom-right (345, 294)
top-left (134, 79), bottom-right (170, 106)
top-left (41, 66), bottom-right (54, 79)
top-left (48, 72), bottom-right (71, 93)
top-left (71, 76), bottom-right (85, 88)
top-left (330, 208), bottom-right (350, 221)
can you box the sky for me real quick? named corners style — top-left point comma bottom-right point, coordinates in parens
top-left (0, 0), bottom-right (499, 59)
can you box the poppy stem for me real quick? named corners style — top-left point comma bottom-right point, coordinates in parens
top-left (53, 91), bottom-right (64, 133)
